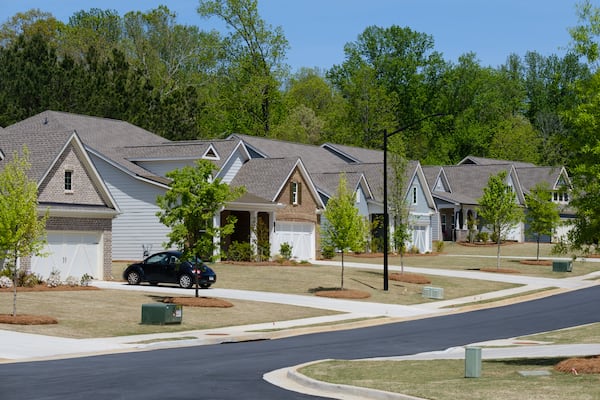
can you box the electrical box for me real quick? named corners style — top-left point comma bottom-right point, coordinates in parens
top-left (141, 303), bottom-right (183, 325)
top-left (465, 347), bottom-right (482, 378)
top-left (552, 260), bottom-right (572, 272)
top-left (422, 286), bottom-right (444, 299)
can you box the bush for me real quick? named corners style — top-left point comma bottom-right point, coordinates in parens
top-left (0, 276), bottom-right (12, 288)
top-left (279, 242), bottom-right (292, 260)
top-left (80, 273), bottom-right (93, 286)
top-left (476, 231), bottom-right (489, 242)
top-left (65, 276), bottom-right (79, 287)
top-left (47, 268), bottom-right (62, 287)
top-left (321, 245), bottom-right (335, 259)
top-left (227, 241), bottom-right (254, 262)
top-left (17, 270), bottom-right (42, 287)
top-left (434, 240), bottom-right (444, 253)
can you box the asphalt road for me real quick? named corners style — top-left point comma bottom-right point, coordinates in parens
top-left (1, 286), bottom-right (599, 400)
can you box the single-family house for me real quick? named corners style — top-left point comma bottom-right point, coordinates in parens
top-left (423, 156), bottom-right (573, 243)
top-left (0, 127), bottom-right (119, 280)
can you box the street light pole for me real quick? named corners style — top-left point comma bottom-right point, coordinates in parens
top-left (382, 114), bottom-right (444, 291)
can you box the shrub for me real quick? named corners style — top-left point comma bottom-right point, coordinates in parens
top-left (0, 276), bottom-right (12, 288)
top-left (47, 268), bottom-right (62, 287)
top-left (227, 241), bottom-right (254, 262)
top-left (80, 273), bottom-right (93, 286)
top-left (476, 231), bottom-right (489, 242)
top-left (65, 276), bottom-right (79, 287)
top-left (17, 270), bottom-right (42, 287)
top-left (321, 245), bottom-right (335, 259)
top-left (435, 240), bottom-right (444, 253)
top-left (279, 242), bottom-right (292, 260)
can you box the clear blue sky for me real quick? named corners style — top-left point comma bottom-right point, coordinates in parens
top-left (0, 0), bottom-right (589, 71)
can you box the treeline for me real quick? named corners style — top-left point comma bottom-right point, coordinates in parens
top-left (0, 1), bottom-right (596, 168)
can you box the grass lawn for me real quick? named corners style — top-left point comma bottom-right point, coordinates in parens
top-left (300, 357), bottom-right (600, 400)
top-left (300, 322), bottom-right (600, 400)
top-left (0, 289), bottom-right (340, 338)
top-left (335, 242), bottom-right (600, 278)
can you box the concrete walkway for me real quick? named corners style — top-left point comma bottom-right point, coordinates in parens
top-left (1, 259), bottom-right (599, 399)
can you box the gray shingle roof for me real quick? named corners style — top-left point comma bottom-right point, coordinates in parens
top-left (5, 111), bottom-right (171, 184)
top-left (229, 158), bottom-right (300, 202)
top-left (516, 166), bottom-right (566, 193)
top-left (321, 143), bottom-right (383, 163)
top-left (0, 128), bottom-right (74, 182)
top-left (459, 155), bottom-right (536, 168)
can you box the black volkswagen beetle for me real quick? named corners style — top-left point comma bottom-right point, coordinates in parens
top-left (123, 250), bottom-right (216, 289)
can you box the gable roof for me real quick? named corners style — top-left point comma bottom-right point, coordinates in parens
top-left (321, 143), bottom-right (383, 164)
top-left (458, 155), bottom-right (536, 168)
top-left (432, 164), bottom-right (524, 206)
top-left (0, 129), bottom-right (119, 214)
top-left (229, 157), bottom-right (325, 209)
top-left (4, 111), bottom-right (172, 185)
top-left (516, 166), bottom-right (571, 194)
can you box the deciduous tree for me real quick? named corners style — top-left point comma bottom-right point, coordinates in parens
top-left (322, 174), bottom-right (368, 289)
top-left (525, 182), bottom-right (561, 260)
top-left (0, 147), bottom-right (48, 316)
top-left (477, 171), bottom-right (523, 269)
top-left (156, 160), bottom-right (245, 265)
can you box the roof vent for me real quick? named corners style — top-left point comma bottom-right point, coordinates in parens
top-left (43, 117), bottom-right (48, 125)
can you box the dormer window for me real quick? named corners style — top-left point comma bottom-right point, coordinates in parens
top-left (64, 170), bottom-right (73, 192)
top-left (290, 181), bottom-right (302, 205)
top-left (553, 191), bottom-right (569, 203)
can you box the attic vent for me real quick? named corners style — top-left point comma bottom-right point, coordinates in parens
top-left (202, 145), bottom-right (220, 160)
top-left (43, 117), bottom-right (48, 125)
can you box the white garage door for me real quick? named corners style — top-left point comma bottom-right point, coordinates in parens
top-left (30, 231), bottom-right (101, 280)
top-left (273, 222), bottom-right (315, 261)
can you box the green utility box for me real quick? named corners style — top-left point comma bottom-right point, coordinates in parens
top-left (141, 303), bottom-right (183, 325)
top-left (552, 260), bottom-right (573, 272)
top-left (465, 347), bottom-right (482, 378)
top-left (422, 286), bottom-right (444, 299)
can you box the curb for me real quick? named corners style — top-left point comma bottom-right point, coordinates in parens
top-left (265, 360), bottom-right (426, 400)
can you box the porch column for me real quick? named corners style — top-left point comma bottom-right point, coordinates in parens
top-left (250, 211), bottom-right (258, 254)
top-left (212, 213), bottom-right (221, 261)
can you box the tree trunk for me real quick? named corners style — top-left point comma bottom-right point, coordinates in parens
top-left (12, 251), bottom-right (17, 317)
top-left (496, 234), bottom-right (501, 270)
top-left (536, 236), bottom-right (540, 261)
top-left (340, 250), bottom-right (345, 290)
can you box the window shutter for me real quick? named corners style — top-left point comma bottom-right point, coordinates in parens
top-left (298, 182), bottom-right (302, 204)
top-left (290, 182), bottom-right (294, 204)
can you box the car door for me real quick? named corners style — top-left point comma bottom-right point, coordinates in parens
top-left (144, 253), bottom-right (168, 282)
top-left (162, 254), bottom-right (180, 284)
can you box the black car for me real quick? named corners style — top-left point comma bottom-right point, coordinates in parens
top-left (123, 250), bottom-right (216, 289)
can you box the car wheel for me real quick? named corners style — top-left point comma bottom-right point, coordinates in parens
top-left (179, 274), bottom-right (193, 289)
top-left (200, 283), bottom-right (211, 289)
top-left (126, 271), bottom-right (141, 285)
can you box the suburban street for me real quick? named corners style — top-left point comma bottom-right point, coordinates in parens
top-left (0, 284), bottom-right (599, 399)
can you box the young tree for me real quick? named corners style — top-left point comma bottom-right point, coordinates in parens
top-left (477, 171), bottom-right (523, 269)
top-left (388, 151), bottom-right (411, 273)
top-left (525, 182), bottom-right (561, 260)
top-left (322, 174), bottom-right (368, 290)
top-left (0, 147), bottom-right (48, 316)
top-left (156, 159), bottom-right (245, 267)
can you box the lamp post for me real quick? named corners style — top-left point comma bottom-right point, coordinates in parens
top-left (382, 114), bottom-right (444, 291)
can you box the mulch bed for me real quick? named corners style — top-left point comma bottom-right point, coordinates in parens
top-left (458, 241), bottom-right (518, 247)
top-left (519, 260), bottom-right (552, 266)
top-left (479, 268), bottom-right (521, 274)
top-left (555, 356), bottom-right (600, 374)
top-left (0, 284), bottom-right (99, 292)
top-left (389, 272), bottom-right (431, 284)
top-left (313, 289), bottom-right (371, 299)
top-left (162, 297), bottom-right (234, 308)
top-left (0, 314), bottom-right (58, 325)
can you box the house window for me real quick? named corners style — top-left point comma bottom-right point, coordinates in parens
top-left (553, 191), bottom-right (569, 203)
top-left (64, 170), bottom-right (73, 192)
top-left (290, 181), bottom-right (302, 205)
top-left (412, 187), bottom-right (417, 204)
